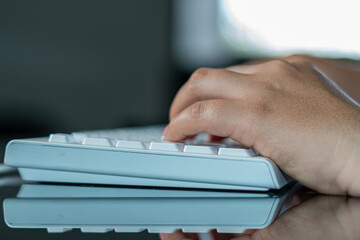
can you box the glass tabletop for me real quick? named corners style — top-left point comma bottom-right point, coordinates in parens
top-left (1, 174), bottom-right (359, 240)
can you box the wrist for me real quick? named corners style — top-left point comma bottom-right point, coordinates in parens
top-left (334, 111), bottom-right (360, 196)
top-left (341, 147), bottom-right (360, 196)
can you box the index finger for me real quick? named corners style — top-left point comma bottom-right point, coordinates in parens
top-left (169, 68), bottom-right (251, 121)
top-left (165, 99), bottom-right (258, 148)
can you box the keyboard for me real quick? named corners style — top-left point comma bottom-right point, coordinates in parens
top-left (4, 184), bottom-right (291, 233)
top-left (4, 125), bottom-right (291, 191)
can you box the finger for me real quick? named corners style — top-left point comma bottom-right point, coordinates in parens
top-left (160, 232), bottom-right (198, 240)
top-left (230, 229), bottom-right (256, 240)
top-left (210, 230), bottom-right (234, 240)
top-left (169, 68), bottom-right (253, 120)
top-left (167, 99), bottom-right (238, 141)
top-left (165, 99), bottom-right (255, 144)
top-left (209, 135), bottom-right (225, 142)
top-left (183, 233), bottom-right (199, 240)
top-left (230, 236), bottom-right (252, 240)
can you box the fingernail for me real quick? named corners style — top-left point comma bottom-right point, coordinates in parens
top-left (161, 125), bottom-right (168, 141)
top-left (159, 233), bottom-right (165, 240)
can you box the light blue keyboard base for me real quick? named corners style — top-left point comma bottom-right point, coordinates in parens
top-left (5, 137), bottom-right (290, 191)
top-left (18, 168), bottom-right (269, 191)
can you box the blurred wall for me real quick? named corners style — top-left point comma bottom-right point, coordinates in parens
top-left (0, 0), bottom-right (173, 158)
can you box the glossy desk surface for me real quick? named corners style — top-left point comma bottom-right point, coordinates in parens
top-left (0, 171), bottom-right (359, 240)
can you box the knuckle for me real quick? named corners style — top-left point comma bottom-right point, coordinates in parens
top-left (188, 100), bottom-right (223, 120)
top-left (189, 101), bottom-right (207, 120)
top-left (269, 79), bottom-right (284, 91)
top-left (267, 59), bottom-right (299, 75)
top-left (285, 54), bottom-right (308, 63)
top-left (269, 59), bottom-right (291, 69)
top-left (296, 59), bottom-right (314, 69)
top-left (188, 68), bottom-right (211, 86)
top-left (168, 118), bottom-right (179, 129)
top-left (285, 54), bottom-right (314, 70)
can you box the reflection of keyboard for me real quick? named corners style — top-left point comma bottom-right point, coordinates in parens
top-left (4, 184), bottom-right (289, 233)
top-left (4, 125), bottom-right (291, 191)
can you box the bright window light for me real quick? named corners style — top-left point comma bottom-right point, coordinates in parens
top-left (219, 0), bottom-right (360, 59)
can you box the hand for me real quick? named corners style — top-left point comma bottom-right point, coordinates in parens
top-left (164, 58), bottom-right (360, 196)
top-left (247, 55), bottom-right (360, 103)
top-left (160, 195), bottom-right (360, 240)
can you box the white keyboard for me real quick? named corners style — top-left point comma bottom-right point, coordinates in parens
top-left (4, 125), bottom-right (291, 191)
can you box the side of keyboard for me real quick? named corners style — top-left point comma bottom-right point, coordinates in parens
top-left (4, 125), bottom-right (291, 191)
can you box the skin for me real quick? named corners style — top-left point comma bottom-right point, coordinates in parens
top-left (161, 194), bottom-right (360, 240)
top-left (247, 55), bottom-right (360, 103)
top-left (164, 55), bottom-right (360, 196)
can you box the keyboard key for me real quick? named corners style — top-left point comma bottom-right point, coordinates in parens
top-left (80, 227), bottom-right (112, 233)
top-left (48, 134), bottom-right (68, 143)
top-left (47, 227), bottom-right (72, 233)
top-left (182, 227), bottom-right (210, 233)
top-left (149, 142), bottom-right (184, 152)
top-left (217, 227), bottom-right (247, 233)
top-left (71, 133), bottom-right (87, 143)
top-left (116, 140), bottom-right (145, 149)
top-left (218, 147), bottom-right (257, 157)
top-left (147, 228), bottom-right (177, 233)
top-left (189, 140), bottom-right (226, 148)
top-left (184, 145), bottom-right (216, 154)
top-left (82, 137), bottom-right (112, 147)
top-left (115, 227), bottom-right (145, 232)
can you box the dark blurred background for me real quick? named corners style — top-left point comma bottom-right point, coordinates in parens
top-left (0, 0), bottom-right (172, 157)
top-left (0, 0), bottom-right (241, 161)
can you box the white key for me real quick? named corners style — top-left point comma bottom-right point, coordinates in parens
top-left (116, 140), bottom-right (145, 149)
top-left (80, 227), bottom-right (113, 233)
top-left (184, 145), bottom-right (217, 154)
top-left (82, 137), bottom-right (112, 147)
top-left (189, 140), bottom-right (226, 148)
top-left (115, 227), bottom-right (144, 232)
top-left (147, 228), bottom-right (177, 233)
top-left (218, 147), bottom-right (257, 157)
top-left (149, 142), bottom-right (184, 152)
top-left (47, 227), bottom-right (72, 233)
top-left (217, 227), bottom-right (247, 233)
top-left (48, 134), bottom-right (68, 143)
top-left (72, 133), bottom-right (87, 143)
top-left (182, 227), bottom-right (210, 233)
